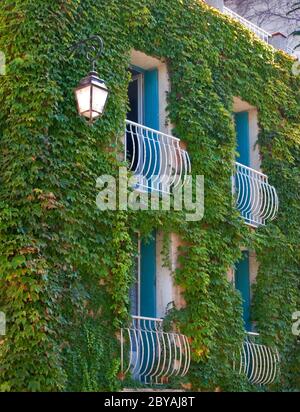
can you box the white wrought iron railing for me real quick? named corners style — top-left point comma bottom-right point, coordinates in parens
top-left (224, 6), bottom-right (272, 44)
top-left (233, 162), bottom-right (278, 227)
top-left (125, 120), bottom-right (191, 194)
top-left (235, 332), bottom-right (280, 385)
top-left (286, 44), bottom-right (299, 57)
top-left (120, 315), bottom-right (191, 384)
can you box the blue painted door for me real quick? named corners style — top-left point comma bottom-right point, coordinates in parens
top-left (235, 251), bottom-right (251, 331)
top-left (235, 112), bottom-right (250, 166)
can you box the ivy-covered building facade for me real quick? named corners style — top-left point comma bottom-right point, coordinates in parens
top-left (0, 0), bottom-right (299, 392)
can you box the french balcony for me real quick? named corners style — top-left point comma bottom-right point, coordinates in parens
top-left (125, 120), bottom-right (191, 194)
top-left (235, 332), bottom-right (280, 385)
top-left (233, 162), bottom-right (278, 227)
top-left (120, 315), bottom-right (191, 385)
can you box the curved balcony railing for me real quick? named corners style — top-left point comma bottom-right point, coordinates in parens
top-left (235, 332), bottom-right (280, 385)
top-left (224, 6), bottom-right (271, 44)
top-left (125, 120), bottom-right (191, 194)
top-left (120, 315), bottom-right (191, 384)
top-left (233, 162), bottom-right (278, 227)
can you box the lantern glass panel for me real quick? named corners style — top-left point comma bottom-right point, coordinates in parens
top-left (75, 85), bottom-right (91, 118)
top-left (92, 84), bottom-right (108, 115)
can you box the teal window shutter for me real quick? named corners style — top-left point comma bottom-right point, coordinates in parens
top-left (234, 112), bottom-right (251, 223)
top-left (144, 69), bottom-right (159, 130)
top-left (235, 112), bottom-right (250, 167)
top-left (140, 232), bottom-right (157, 318)
top-left (144, 69), bottom-right (161, 190)
top-left (235, 251), bottom-right (251, 331)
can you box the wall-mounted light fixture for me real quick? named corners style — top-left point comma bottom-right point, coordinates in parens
top-left (70, 35), bottom-right (109, 124)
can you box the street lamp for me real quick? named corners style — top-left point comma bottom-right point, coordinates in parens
top-left (71, 35), bottom-right (109, 124)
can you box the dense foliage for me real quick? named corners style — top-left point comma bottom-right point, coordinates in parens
top-left (0, 0), bottom-right (299, 391)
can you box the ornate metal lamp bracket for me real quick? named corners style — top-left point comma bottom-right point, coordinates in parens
top-left (69, 35), bottom-right (104, 71)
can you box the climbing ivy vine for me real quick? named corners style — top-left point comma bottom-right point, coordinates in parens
top-left (0, 0), bottom-right (299, 392)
